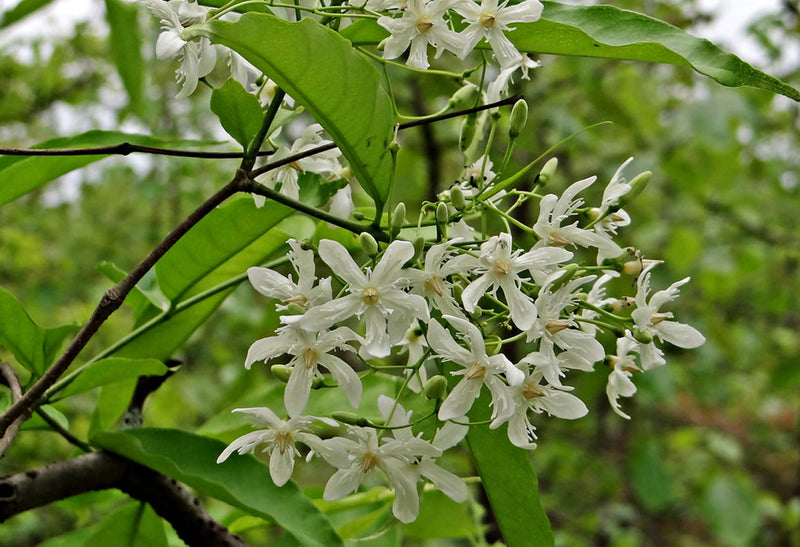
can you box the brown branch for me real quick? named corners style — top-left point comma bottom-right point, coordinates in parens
top-left (0, 363), bottom-right (28, 458)
top-left (0, 452), bottom-right (246, 547)
top-left (0, 143), bottom-right (275, 159)
top-left (0, 171), bottom-right (249, 436)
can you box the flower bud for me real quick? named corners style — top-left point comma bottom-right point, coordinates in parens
top-left (353, 211), bottom-right (365, 221)
top-left (450, 184), bottom-right (466, 211)
top-left (359, 232), bottom-right (379, 257)
top-left (413, 236), bottom-right (426, 263)
top-left (423, 375), bottom-right (448, 400)
top-left (447, 84), bottom-right (479, 110)
top-left (435, 202), bottom-right (449, 240)
top-left (460, 113), bottom-right (478, 153)
top-left (391, 202), bottom-right (406, 236)
top-left (617, 171), bottom-right (651, 209)
top-left (331, 412), bottom-right (371, 427)
top-left (631, 327), bottom-right (653, 344)
top-left (470, 305), bottom-right (482, 319)
top-left (270, 365), bottom-right (290, 383)
top-left (508, 99), bottom-right (528, 139)
top-left (536, 157), bottom-right (558, 186)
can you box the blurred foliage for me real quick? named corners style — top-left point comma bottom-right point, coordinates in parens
top-left (0, 0), bottom-right (799, 546)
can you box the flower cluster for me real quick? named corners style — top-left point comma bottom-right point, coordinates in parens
top-left (218, 157), bottom-right (705, 522)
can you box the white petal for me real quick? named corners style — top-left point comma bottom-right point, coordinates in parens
top-left (319, 354), bottom-right (363, 409)
top-left (285, 362), bottom-right (315, 418)
top-left (245, 335), bottom-right (293, 369)
top-left (319, 239), bottom-right (365, 287)
top-left (427, 320), bottom-right (473, 365)
top-left (439, 378), bottom-right (482, 420)
top-left (461, 273), bottom-right (493, 313)
top-left (269, 445), bottom-right (295, 486)
top-left (418, 460), bottom-right (468, 502)
top-left (655, 321), bottom-right (706, 349)
top-left (324, 466), bottom-right (365, 500)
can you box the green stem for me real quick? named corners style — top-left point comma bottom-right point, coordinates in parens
top-left (242, 88), bottom-right (286, 171)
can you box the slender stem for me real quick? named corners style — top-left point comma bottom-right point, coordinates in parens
top-left (0, 143), bottom-right (275, 159)
top-left (34, 407), bottom-right (92, 452)
top-left (0, 172), bottom-right (249, 436)
top-left (243, 88), bottom-right (287, 171)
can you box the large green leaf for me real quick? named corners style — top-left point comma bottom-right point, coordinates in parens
top-left (0, 287), bottom-right (46, 374)
top-left (190, 14), bottom-right (396, 209)
top-left (55, 357), bottom-right (169, 400)
top-left (465, 392), bottom-right (553, 547)
top-left (82, 502), bottom-right (167, 547)
top-left (0, 131), bottom-right (215, 207)
top-left (93, 428), bottom-right (344, 547)
top-left (155, 197), bottom-right (294, 302)
top-left (105, 0), bottom-right (145, 111)
top-left (0, 0), bottom-right (55, 29)
top-left (341, 2), bottom-right (800, 102)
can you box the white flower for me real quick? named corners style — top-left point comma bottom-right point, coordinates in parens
top-left (321, 425), bottom-right (441, 523)
top-left (245, 325), bottom-right (362, 417)
top-left (293, 239), bottom-right (430, 358)
top-left (406, 240), bottom-right (472, 319)
top-left (631, 263), bottom-right (705, 369)
top-left (503, 368), bottom-right (588, 450)
top-left (146, 0), bottom-right (217, 98)
top-left (428, 316), bottom-right (523, 422)
top-left (525, 273), bottom-right (604, 371)
top-left (454, 0), bottom-right (543, 68)
top-left (377, 395), bottom-right (468, 504)
top-left (578, 272), bottom-right (619, 335)
top-left (247, 239), bottom-right (331, 311)
top-left (377, 0), bottom-right (462, 70)
top-left (461, 233), bottom-right (570, 330)
top-left (593, 158), bottom-right (634, 263)
top-left (486, 53), bottom-right (541, 102)
top-left (606, 334), bottom-right (640, 419)
top-left (216, 407), bottom-right (334, 486)
top-left (533, 176), bottom-right (622, 260)
top-left (397, 324), bottom-right (431, 392)
top-left (256, 124), bottom-right (342, 204)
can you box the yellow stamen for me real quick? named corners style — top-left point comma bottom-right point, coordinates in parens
top-left (545, 320), bottom-right (570, 335)
top-left (361, 286), bottom-right (380, 306)
top-left (548, 232), bottom-right (572, 247)
top-left (424, 275), bottom-right (444, 297)
top-left (650, 312), bottom-right (672, 325)
top-left (479, 12), bottom-right (496, 28)
top-left (275, 430), bottom-right (292, 454)
top-left (465, 362), bottom-right (487, 380)
top-left (415, 17), bottom-right (433, 33)
top-left (285, 293), bottom-right (308, 307)
top-left (522, 381), bottom-right (545, 400)
top-left (302, 347), bottom-right (319, 370)
top-left (493, 259), bottom-right (510, 278)
top-left (362, 451), bottom-right (379, 473)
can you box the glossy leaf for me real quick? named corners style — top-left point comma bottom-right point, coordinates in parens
top-left (405, 490), bottom-right (475, 539)
top-left (0, 287), bottom-right (47, 374)
top-left (90, 378), bottom-right (137, 435)
top-left (92, 428), bottom-right (344, 547)
top-left (0, 131), bottom-right (215, 207)
top-left (191, 14), bottom-right (396, 209)
top-left (105, 0), bottom-right (145, 111)
top-left (210, 79), bottom-right (265, 149)
top-left (56, 357), bottom-right (169, 400)
top-left (82, 502), bottom-right (167, 547)
top-left (465, 392), bottom-right (553, 547)
top-left (20, 405), bottom-right (69, 431)
top-left (341, 2), bottom-right (800, 102)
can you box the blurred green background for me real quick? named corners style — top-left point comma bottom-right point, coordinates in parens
top-left (1, 0), bottom-right (798, 545)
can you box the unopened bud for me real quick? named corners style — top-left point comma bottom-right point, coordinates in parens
top-left (331, 412), bottom-right (370, 427)
top-left (460, 113), bottom-right (478, 153)
top-left (470, 305), bottom-right (482, 319)
top-left (536, 157), bottom-right (558, 186)
top-left (360, 232), bottom-right (379, 257)
top-left (270, 365), bottom-right (290, 383)
top-left (617, 171), bottom-right (651, 209)
top-left (423, 375), bottom-right (448, 400)
top-left (508, 99), bottom-right (528, 139)
top-left (631, 327), bottom-right (653, 345)
top-left (450, 184), bottom-right (466, 211)
top-left (413, 237), bottom-right (425, 263)
top-left (435, 202), bottom-right (449, 240)
top-left (388, 140), bottom-right (401, 155)
top-left (353, 211), bottom-right (365, 221)
top-left (448, 84), bottom-right (479, 110)
top-left (391, 202), bottom-right (406, 236)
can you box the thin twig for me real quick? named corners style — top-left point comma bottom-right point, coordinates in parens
top-left (0, 142), bottom-right (276, 159)
top-left (0, 362), bottom-right (26, 458)
top-left (0, 171), bottom-right (248, 436)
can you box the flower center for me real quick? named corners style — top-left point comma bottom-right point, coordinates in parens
top-left (285, 293), bottom-right (308, 307)
top-left (650, 312), bottom-right (672, 325)
top-left (302, 347), bottom-right (319, 370)
top-left (415, 16), bottom-right (434, 33)
top-left (361, 286), bottom-right (381, 306)
top-left (545, 319), bottom-right (570, 335)
top-left (465, 362), bottom-right (487, 380)
top-left (275, 430), bottom-right (293, 454)
top-left (522, 381), bottom-right (545, 400)
top-left (479, 11), bottom-right (496, 29)
top-left (362, 451), bottom-right (380, 473)
top-left (492, 259), bottom-right (510, 278)
top-left (424, 275), bottom-right (444, 297)
top-left (548, 232), bottom-right (573, 247)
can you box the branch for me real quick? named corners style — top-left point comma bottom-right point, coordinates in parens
top-left (0, 171), bottom-right (249, 436)
top-left (0, 142), bottom-right (276, 159)
top-left (0, 452), bottom-right (246, 547)
top-left (0, 363), bottom-right (27, 458)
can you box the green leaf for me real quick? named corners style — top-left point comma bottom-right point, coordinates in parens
top-left (0, 287), bottom-right (46, 374)
top-left (705, 475), bottom-right (760, 546)
top-left (97, 261), bottom-right (166, 324)
top-left (0, 131), bottom-right (215, 207)
top-left (83, 502), bottom-right (167, 547)
top-left (629, 438), bottom-right (675, 512)
top-left (20, 405), bottom-right (69, 431)
top-left (90, 378), bottom-right (137, 435)
top-left (56, 357), bottom-right (169, 400)
top-left (43, 324), bottom-right (81, 372)
top-left (0, 0), bottom-right (55, 29)
top-left (465, 393), bottom-right (553, 547)
top-left (341, 3), bottom-right (800, 102)
top-left (210, 79), bottom-right (265, 149)
top-left (191, 14), bottom-right (396, 210)
top-left (105, 0), bottom-right (145, 111)
top-left (404, 490), bottom-right (475, 539)
top-left (92, 428), bottom-right (344, 547)
top-left (155, 197), bottom-right (293, 302)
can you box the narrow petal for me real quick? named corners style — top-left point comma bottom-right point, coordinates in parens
top-left (439, 378), bottom-right (482, 420)
top-left (655, 321), bottom-right (706, 348)
top-left (461, 273), bottom-right (494, 312)
top-left (269, 445), bottom-right (295, 486)
top-left (285, 362), bottom-right (315, 418)
top-left (319, 239), bottom-right (365, 287)
top-left (418, 460), bottom-right (468, 502)
top-left (372, 240), bottom-right (415, 286)
top-left (319, 354), bottom-right (363, 408)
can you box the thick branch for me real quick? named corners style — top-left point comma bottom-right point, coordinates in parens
top-left (0, 172), bottom-right (248, 436)
top-left (0, 452), bottom-right (245, 547)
